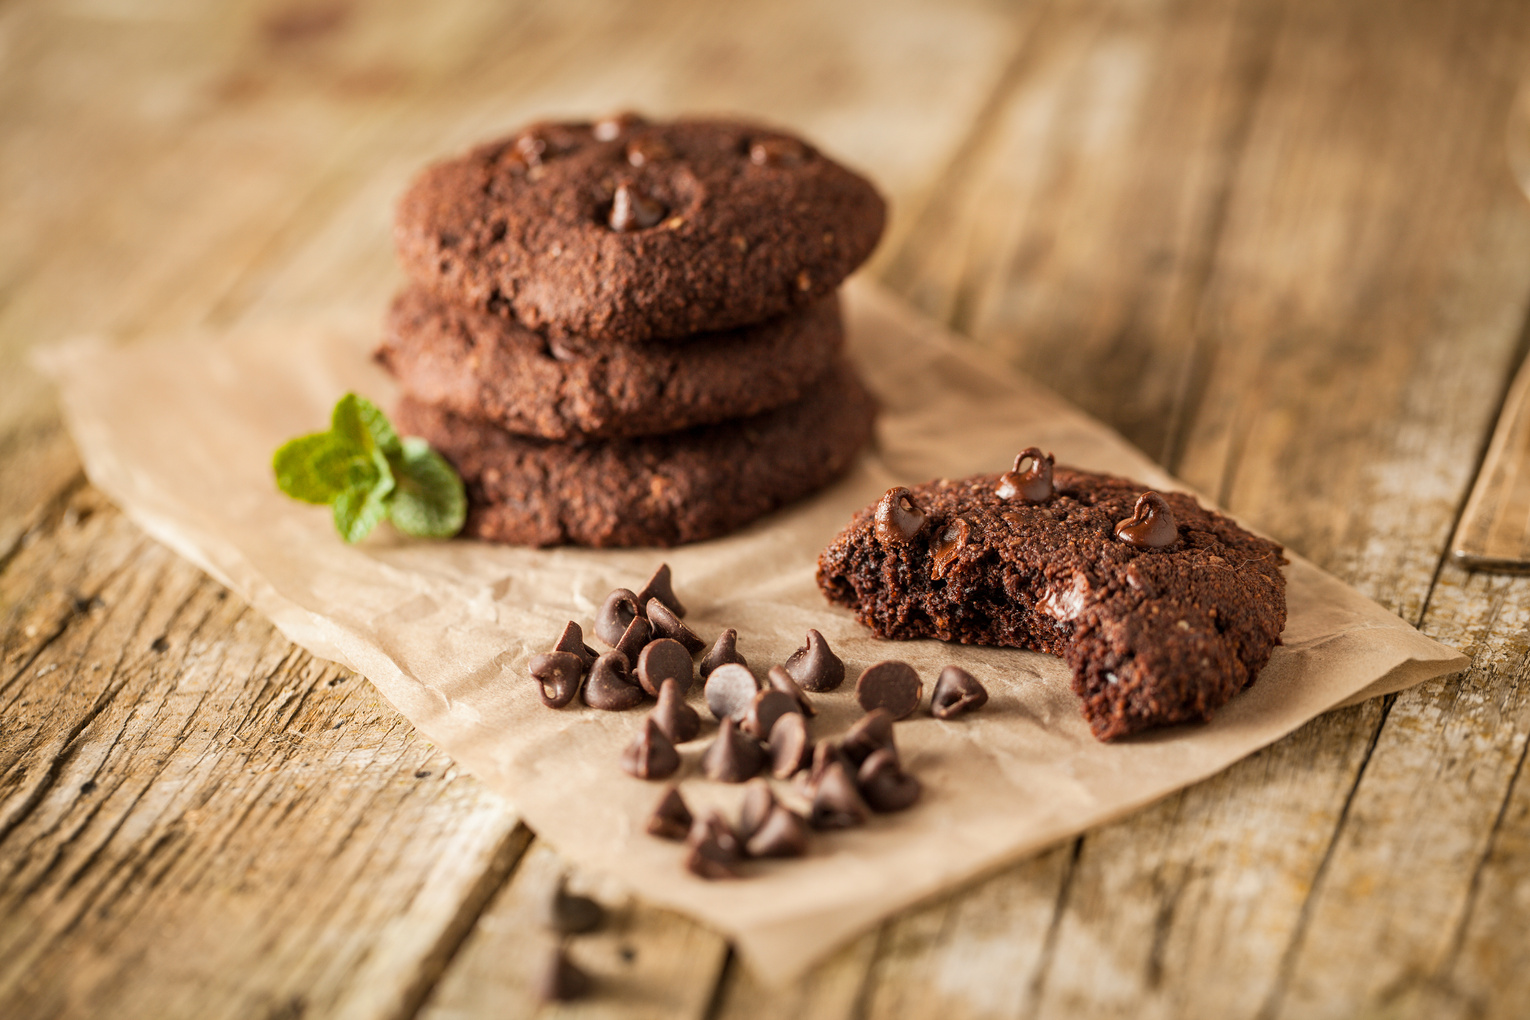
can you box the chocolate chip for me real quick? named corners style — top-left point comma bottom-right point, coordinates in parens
top-left (802, 739), bottom-right (852, 796)
top-left (874, 486), bottom-right (926, 546)
top-left (766, 665), bottom-right (816, 716)
top-left (647, 785), bottom-right (693, 840)
top-left (746, 805), bottom-right (810, 858)
top-left (647, 600), bottom-right (705, 653)
top-left (596, 588), bottom-right (641, 646)
top-left (930, 666), bottom-right (988, 719)
top-left (783, 628), bottom-right (845, 692)
top-left (996, 447), bottom-right (1055, 503)
top-left (538, 947), bottom-right (592, 1002)
top-left (614, 616), bottom-right (652, 665)
top-left (704, 662), bottom-right (758, 722)
top-left (635, 562), bottom-right (686, 618)
top-left (736, 779), bottom-right (777, 844)
top-left (742, 689), bottom-right (800, 741)
top-left (621, 717), bottom-right (680, 780)
top-left (857, 747), bottom-right (921, 812)
top-left (749, 136), bottom-right (809, 166)
top-left (1114, 491), bottom-right (1180, 548)
top-left (855, 661), bottom-right (923, 720)
top-left (626, 136), bottom-right (674, 166)
top-left (700, 628), bottom-right (747, 677)
top-left (548, 876), bottom-right (604, 934)
top-left (690, 810), bottom-right (743, 855)
top-left (609, 183), bottom-right (666, 231)
top-left (636, 637), bottom-right (694, 698)
top-left (931, 517), bottom-right (972, 580)
top-left (583, 651), bottom-right (645, 711)
top-left (554, 620), bottom-right (597, 668)
top-left (593, 111), bottom-right (645, 142)
top-left (700, 717), bottom-right (766, 783)
top-left (840, 709), bottom-right (896, 767)
top-left (809, 760), bottom-right (870, 830)
top-left (650, 677), bottom-right (700, 743)
top-left (685, 810), bottom-right (742, 879)
top-left (767, 712), bottom-right (810, 779)
top-left (529, 651), bottom-right (585, 709)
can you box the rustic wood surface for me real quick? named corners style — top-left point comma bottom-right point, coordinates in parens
top-left (4, 0), bottom-right (1530, 1016)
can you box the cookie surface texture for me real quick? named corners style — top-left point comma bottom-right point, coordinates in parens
top-left (394, 117), bottom-right (886, 342)
top-left (815, 469), bottom-right (1288, 740)
top-left (395, 362), bottom-right (876, 547)
top-left (376, 287), bottom-right (844, 440)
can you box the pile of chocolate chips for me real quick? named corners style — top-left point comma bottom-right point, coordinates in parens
top-left (527, 563), bottom-right (989, 880)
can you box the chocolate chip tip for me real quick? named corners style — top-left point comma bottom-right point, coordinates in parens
top-left (1114, 491), bottom-right (1180, 548)
top-left (647, 785), bottom-right (693, 840)
top-left (784, 628), bottom-right (845, 692)
top-left (874, 486), bottom-right (927, 546)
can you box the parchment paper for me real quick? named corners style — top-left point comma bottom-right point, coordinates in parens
top-left (41, 282), bottom-right (1466, 981)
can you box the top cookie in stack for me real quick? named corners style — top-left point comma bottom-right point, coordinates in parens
top-left (379, 114), bottom-right (886, 547)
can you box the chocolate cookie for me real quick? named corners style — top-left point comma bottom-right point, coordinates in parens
top-left (376, 286), bottom-right (844, 441)
top-left (395, 362), bottom-right (876, 547)
top-left (816, 466), bottom-right (1288, 740)
top-left (394, 115), bottom-right (885, 343)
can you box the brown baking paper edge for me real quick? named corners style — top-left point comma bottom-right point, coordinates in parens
top-left (40, 281), bottom-right (1466, 983)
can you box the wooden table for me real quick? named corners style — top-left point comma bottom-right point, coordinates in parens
top-left (4, 1), bottom-right (1529, 1016)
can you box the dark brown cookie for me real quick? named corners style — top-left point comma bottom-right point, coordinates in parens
top-left (376, 287), bottom-right (845, 441)
top-left (394, 116), bottom-right (886, 343)
top-left (816, 468), bottom-right (1288, 740)
top-left (394, 362), bottom-right (876, 547)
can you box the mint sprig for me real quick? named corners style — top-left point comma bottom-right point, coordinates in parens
top-left (273, 393), bottom-right (466, 543)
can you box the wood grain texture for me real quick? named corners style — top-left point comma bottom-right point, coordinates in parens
top-left (1451, 355), bottom-right (1530, 568)
top-left (852, 1), bottom-right (1530, 1018)
top-left (6, 0), bottom-right (1530, 1016)
top-left (0, 0), bottom-right (1025, 1017)
top-left (1261, 562), bottom-right (1530, 1020)
top-left (0, 488), bottom-right (528, 1019)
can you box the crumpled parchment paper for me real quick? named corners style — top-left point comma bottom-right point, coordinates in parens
top-left (41, 281), bottom-right (1466, 981)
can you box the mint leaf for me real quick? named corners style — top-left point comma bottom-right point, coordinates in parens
top-left (332, 393), bottom-right (401, 458)
top-left (388, 437), bottom-right (466, 538)
top-left (332, 471), bottom-right (395, 544)
top-left (274, 432), bottom-right (348, 504)
top-left (275, 393), bottom-right (464, 544)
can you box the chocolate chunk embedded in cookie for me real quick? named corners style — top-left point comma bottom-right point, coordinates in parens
top-left (816, 467), bottom-right (1288, 740)
top-left (394, 361), bottom-right (875, 547)
top-left (376, 287), bottom-right (846, 440)
top-left (394, 116), bottom-right (885, 343)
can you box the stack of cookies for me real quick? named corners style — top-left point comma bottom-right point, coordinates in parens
top-left (378, 114), bottom-right (886, 547)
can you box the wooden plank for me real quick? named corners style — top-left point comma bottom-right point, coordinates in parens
top-left (1434, 695), bottom-right (1530, 1018)
top-left (1262, 563), bottom-right (1530, 1019)
top-left (1450, 353), bottom-right (1530, 568)
top-left (0, 487), bottom-right (529, 1019)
